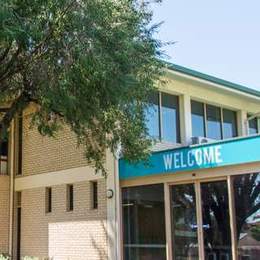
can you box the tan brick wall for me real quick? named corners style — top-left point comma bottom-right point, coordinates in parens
top-left (20, 179), bottom-right (108, 259)
top-left (0, 176), bottom-right (10, 254)
top-left (22, 113), bottom-right (89, 176)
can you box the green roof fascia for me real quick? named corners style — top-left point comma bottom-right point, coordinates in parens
top-left (165, 62), bottom-right (260, 98)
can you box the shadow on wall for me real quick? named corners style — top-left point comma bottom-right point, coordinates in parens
top-left (91, 221), bottom-right (109, 260)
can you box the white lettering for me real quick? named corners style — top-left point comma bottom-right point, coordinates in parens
top-left (203, 147), bottom-right (215, 164)
top-left (174, 152), bottom-right (180, 168)
top-left (187, 151), bottom-right (195, 167)
top-left (180, 152), bottom-right (187, 167)
top-left (215, 145), bottom-right (223, 163)
top-left (163, 154), bottom-right (173, 170)
top-left (195, 149), bottom-right (203, 166)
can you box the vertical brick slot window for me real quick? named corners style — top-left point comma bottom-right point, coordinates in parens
top-left (17, 113), bottom-right (23, 175)
top-left (67, 184), bottom-right (74, 211)
top-left (91, 181), bottom-right (98, 209)
top-left (46, 187), bottom-right (52, 213)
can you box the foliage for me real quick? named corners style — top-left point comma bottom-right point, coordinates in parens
top-left (0, 254), bottom-right (10, 260)
top-left (251, 226), bottom-right (260, 241)
top-left (22, 257), bottom-right (39, 260)
top-left (0, 0), bottom-right (164, 174)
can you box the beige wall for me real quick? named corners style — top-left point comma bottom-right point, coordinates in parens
top-left (21, 114), bottom-right (89, 176)
top-left (0, 176), bottom-right (10, 254)
top-left (20, 179), bottom-right (107, 259)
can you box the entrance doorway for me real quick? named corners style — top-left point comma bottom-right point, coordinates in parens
top-left (171, 180), bottom-right (232, 260)
top-left (122, 172), bottom-right (260, 260)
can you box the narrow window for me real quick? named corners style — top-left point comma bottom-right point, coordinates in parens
top-left (17, 113), bottom-right (23, 175)
top-left (45, 187), bottom-right (52, 213)
top-left (206, 104), bottom-right (222, 140)
top-left (223, 109), bottom-right (238, 138)
top-left (248, 115), bottom-right (258, 135)
top-left (67, 184), bottom-right (74, 211)
top-left (191, 100), bottom-right (205, 137)
top-left (145, 92), bottom-right (160, 139)
top-left (161, 93), bottom-right (180, 143)
top-left (91, 181), bottom-right (98, 209)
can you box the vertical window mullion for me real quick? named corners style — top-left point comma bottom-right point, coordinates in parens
top-left (195, 181), bottom-right (205, 260)
top-left (204, 103), bottom-right (208, 138)
top-left (227, 176), bottom-right (238, 260)
top-left (220, 108), bottom-right (224, 139)
top-left (159, 92), bottom-right (163, 141)
top-left (164, 183), bottom-right (173, 260)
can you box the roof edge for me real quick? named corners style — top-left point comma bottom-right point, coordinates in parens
top-left (165, 62), bottom-right (260, 98)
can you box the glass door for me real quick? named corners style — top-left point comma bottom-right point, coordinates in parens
top-left (171, 183), bottom-right (199, 260)
top-left (171, 180), bottom-right (232, 260)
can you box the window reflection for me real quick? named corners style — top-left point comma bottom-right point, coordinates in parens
top-left (171, 184), bottom-right (199, 260)
top-left (145, 92), bottom-right (160, 139)
top-left (122, 184), bottom-right (166, 260)
top-left (248, 117), bottom-right (258, 135)
top-left (201, 181), bottom-right (232, 260)
top-left (191, 100), bottom-right (205, 137)
top-left (223, 109), bottom-right (237, 139)
top-left (232, 173), bottom-right (260, 260)
top-left (206, 105), bottom-right (222, 140)
top-left (161, 93), bottom-right (180, 143)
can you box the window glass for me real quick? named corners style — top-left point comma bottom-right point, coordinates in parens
top-left (122, 184), bottom-right (166, 260)
top-left (248, 117), bottom-right (258, 135)
top-left (161, 93), bottom-right (180, 143)
top-left (92, 181), bottom-right (98, 209)
top-left (201, 181), bottom-right (232, 260)
top-left (232, 173), bottom-right (260, 260)
top-left (191, 101), bottom-right (205, 137)
top-left (206, 105), bottom-right (222, 140)
top-left (145, 92), bottom-right (160, 139)
top-left (223, 109), bottom-right (237, 138)
top-left (171, 184), bottom-right (199, 260)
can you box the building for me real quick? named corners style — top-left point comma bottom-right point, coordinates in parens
top-left (0, 64), bottom-right (260, 260)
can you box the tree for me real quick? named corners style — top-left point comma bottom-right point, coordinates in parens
top-left (0, 0), bottom-right (163, 174)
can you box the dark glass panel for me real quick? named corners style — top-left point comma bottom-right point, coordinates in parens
top-left (171, 184), bottom-right (199, 260)
top-left (161, 93), bottom-right (180, 143)
top-left (248, 117), bottom-right (258, 135)
top-left (201, 181), bottom-right (232, 260)
top-left (145, 92), bottom-right (160, 139)
top-left (232, 173), bottom-right (260, 260)
top-left (122, 184), bottom-right (166, 260)
top-left (206, 105), bottom-right (222, 140)
top-left (191, 100), bottom-right (205, 137)
top-left (223, 109), bottom-right (238, 139)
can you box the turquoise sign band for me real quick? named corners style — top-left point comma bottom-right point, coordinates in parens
top-left (119, 135), bottom-right (260, 180)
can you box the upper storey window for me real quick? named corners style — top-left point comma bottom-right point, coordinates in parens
top-left (145, 92), bottom-right (180, 143)
top-left (248, 115), bottom-right (258, 135)
top-left (191, 100), bottom-right (238, 140)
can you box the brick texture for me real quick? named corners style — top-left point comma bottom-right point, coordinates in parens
top-left (0, 176), bottom-right (10, 254)
top-left (20, 179), bottom-right (107, 259)
top-left (22, 114), bottom-right (89, 176)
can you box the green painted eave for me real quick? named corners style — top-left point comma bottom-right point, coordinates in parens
top-left (165, 62), bottom-right (260, 98)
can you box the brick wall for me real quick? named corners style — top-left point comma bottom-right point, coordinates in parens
top-left (22, 113), bottom-right (89, 176)
top-left (20, 179), bottom-right (107, 259)
top-left (0, 176), bottom-right (10, 254)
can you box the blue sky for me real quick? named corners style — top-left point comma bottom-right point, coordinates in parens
top-left (152, 0), bottom-right (260, 90)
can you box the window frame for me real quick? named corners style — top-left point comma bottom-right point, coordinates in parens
top-left (146, 91), bottom-right (181, 144)
top-left (247, 114), bottom-right (259, 135)
top-left (191, 100), bottom-right (238, 140)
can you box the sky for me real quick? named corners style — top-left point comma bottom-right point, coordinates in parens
top-left (152, 0), bottom-right (260, 90)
